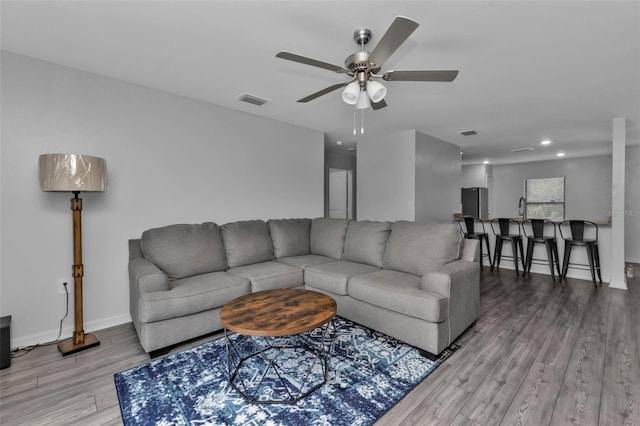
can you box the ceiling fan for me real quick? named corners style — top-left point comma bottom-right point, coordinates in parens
top-left (275, 16), bottom-right (459, 111)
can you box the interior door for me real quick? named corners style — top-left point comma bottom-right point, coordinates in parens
top-left (329, 168), bottom-right (353, 219)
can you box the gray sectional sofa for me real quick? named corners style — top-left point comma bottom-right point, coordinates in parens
top-left (128, 218), bottom-right (480, 358)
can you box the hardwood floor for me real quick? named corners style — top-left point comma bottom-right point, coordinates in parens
top-left (2, 265), bottom-right (639, 425)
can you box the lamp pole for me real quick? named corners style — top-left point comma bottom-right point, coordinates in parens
top-left (57, 191), bottom-right (100, 355)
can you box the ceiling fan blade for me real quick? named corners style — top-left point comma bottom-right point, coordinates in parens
top-left (368, 16), bottom-right (419, 69)
top-left (297, 82), bottom-right (348, 103)
top-left (276, 51), bottom-right (348, 74)
top-left (382, 70), bottom-right (459, 82)
top-left (371, 99), bottom-right (387, 110)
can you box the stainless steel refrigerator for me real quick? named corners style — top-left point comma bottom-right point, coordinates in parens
top-left (461, 187), bottom-right (489, 218)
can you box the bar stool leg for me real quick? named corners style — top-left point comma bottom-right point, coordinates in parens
top-left (544, 241), bottom-right (556, 280)
top-left (585, 242), bottom-right (597, 287)
top-left (593, 243), bottom-right (603, 283)
top-left (474, 236), bottom-right (484, 270)
top-left (494, 239), bottom-right (503, 270)
top-left (552, 241), bottom-right (562, 277)
top-left (483, 235), bottom-right (493, 269)
top-left (518, 238), bottom-right (526, 271)
top-left (562, 242), bottom-right (572, 278)
top-left (510, 237), bottom-right (520, 275)
top-left (525, 240), bottom-right (534, 275)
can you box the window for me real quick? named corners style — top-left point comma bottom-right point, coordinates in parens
top-left (525, 177), bottom-right (565, 220)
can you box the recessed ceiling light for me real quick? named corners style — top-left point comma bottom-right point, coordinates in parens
top-left (512, 147), bottom-right (534, 152)
top-left (556, 152), bottom-right (565, 157)
top-left (541, 139), bottom-right (552, 145)
top-left (483, 160), bottom-right (490, 164)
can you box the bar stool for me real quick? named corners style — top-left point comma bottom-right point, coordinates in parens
top-left (457, 216), bottom-right (492, 269)
top-left (490, 218), bottom-right (525, 275)
top-left (559, 220), bottom-right (602, 287)
top-left (522, 219), bottom-right (561, 280)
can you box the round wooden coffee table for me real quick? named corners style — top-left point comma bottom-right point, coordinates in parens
top-left (220, 288), bottom-right (337, 404)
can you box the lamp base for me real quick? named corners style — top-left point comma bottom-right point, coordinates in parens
top-left (57, 333), bottom-right (100, 356)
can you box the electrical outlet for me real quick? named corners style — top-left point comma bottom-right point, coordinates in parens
top-left (57, 281), bottom-right (70, 295)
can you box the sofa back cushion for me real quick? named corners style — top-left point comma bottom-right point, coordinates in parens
top-left (310, 218), bottom-right (349, 259)
top-left (342, 220), bottom-right (392, 267)
top-left (140, 222), bottom-right (227, 279)
top-left (382, 221), bottom-right (461, 276)
top-left (268, 218), bottom-right (311, 258)
top-left (221, 220), bottom-right (274, 268)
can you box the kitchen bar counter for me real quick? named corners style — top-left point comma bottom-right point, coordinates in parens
top-left (465, 217), bottom-right (612, 283)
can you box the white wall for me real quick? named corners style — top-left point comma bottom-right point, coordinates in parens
top-left (461, 164), bottom-right (489, 188)
top-left (357, 130), bottom-right (415, 221)
top-left (0, 52), bottom-right (324, 346)
top-left (625, 146), bottom-right (640, 262)
top-left (489, 155), bottom-right (612, 221)
top-left (415, 131), bottom-right (461, 222)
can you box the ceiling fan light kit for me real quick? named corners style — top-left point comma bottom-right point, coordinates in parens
top-left (341, 81), bottom-right (360, 105)
top-left (356, 90), bottom-right (371, 110)
top-left (276, 15), bottom-right (459, 133)
top-left (366, 80), bottom-right (387, 103)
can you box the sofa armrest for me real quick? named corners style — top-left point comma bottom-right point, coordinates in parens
top-left (129, 258), bottom-right (170, 294)
top-left (420, 259), bottom-right (480, 345)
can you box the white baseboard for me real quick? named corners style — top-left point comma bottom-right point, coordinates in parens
top-left (11, 313), bottom-right (132, 350)
top-left (483, 259), bottom-right (610, 284)
top-left (609, 279), bottom-right (628, 290)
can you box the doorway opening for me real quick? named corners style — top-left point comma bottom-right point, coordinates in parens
top-left (328, 168), bottom-right (354, 219)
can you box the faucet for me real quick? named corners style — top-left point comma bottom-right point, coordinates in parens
top-left (518, 197), bottom-right (527, 219)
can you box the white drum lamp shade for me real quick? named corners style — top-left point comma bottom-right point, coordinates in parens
top-left (39, 154), bottom-right (107, 192)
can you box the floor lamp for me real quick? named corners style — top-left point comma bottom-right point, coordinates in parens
top-left (39, 154), bottom-right (107, 356)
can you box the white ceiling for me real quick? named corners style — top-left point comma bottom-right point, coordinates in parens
top-left (2, 1), bottom-right (638, 165)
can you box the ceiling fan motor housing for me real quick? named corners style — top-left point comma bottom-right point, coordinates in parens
top-left (345, 51), bottom-right (371, 72)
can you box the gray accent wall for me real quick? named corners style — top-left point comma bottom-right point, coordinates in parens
top-left (358, 130), bottom-right (461, 223)
top-left (415, 131), bottom-right (461, 223)
top-left (357, 130), bottom-right (416, 222)
top-left (1, 51), bottom-right (324, 346)
top-left (488, 155), bottom-right (613, 221)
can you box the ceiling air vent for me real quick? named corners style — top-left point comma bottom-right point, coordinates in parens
top-left (459, 130), bottom-right (477, 136)
top-left (238, 93), bottom-right (270, 106)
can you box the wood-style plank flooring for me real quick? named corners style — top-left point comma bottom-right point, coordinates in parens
top-left (2, 265), bottom-right (639, 425)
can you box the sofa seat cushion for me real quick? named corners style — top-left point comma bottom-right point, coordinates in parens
top-left (349, 270), bottom-right (448, 323)
top-left (342, 220), bottom-right (391, 267)
top-left (275, 254), bottom-right (335, 270)
top-left (139, 271), bottom-right (250, 323)
top-left (268, 218), bottom-right (312, 258)
top-left (305, 260), bottom-right (380, 296)
top-left (310, 218), bottom-right (349, 259)
top-left (140, 222), bottom-right (227, 279)
top-left (221, 220), bottom-right (274, 268)
top-left (383, 222), bottom-right (461, 276)
top-left (228, 261), bottom-right (303, 292)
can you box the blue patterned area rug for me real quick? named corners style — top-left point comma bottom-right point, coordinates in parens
top-left (115, 316), bottom-right (458, 426)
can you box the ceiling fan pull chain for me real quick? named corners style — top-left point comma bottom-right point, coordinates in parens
top-left (353, 109), bottom-right (357, 136)
top-left (361, 110), bottom-right (365, 134)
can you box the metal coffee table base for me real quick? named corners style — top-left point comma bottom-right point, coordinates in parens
top-left (224, 319), bottom-right (335, 404)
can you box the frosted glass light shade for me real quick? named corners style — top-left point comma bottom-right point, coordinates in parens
top-left (39, 154), bottom-right (107, 192)
top-left (366, 80), bottom-right (387, 103)
top-left (355, 91), bottom-right (371, 110)
top-left (341, 82), bottom-right (360, 105)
